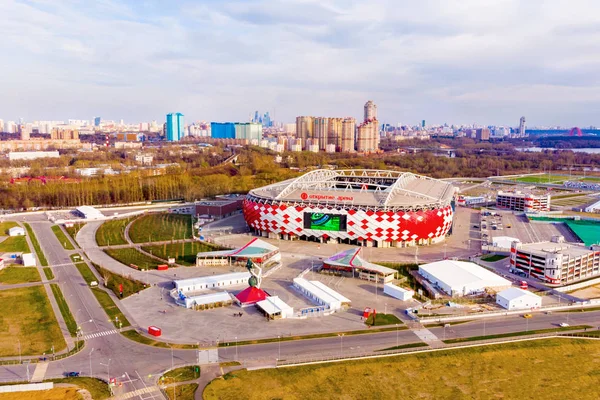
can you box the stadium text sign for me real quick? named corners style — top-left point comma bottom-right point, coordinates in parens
top-left (300, 192), bottom-right (353, 202)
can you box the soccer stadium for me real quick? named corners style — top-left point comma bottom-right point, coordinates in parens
top-left (243, 169), bottom-right (456, 247)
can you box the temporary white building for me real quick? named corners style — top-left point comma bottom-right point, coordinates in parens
top-left (292, 277), bottom-right (351, 311)
top-left (383, 283), bottom-right (414, 301)
top-left (496, 287), bottom-right (542, 310)
top-left (22, 253), bottom-right (36, 267)
top-left (8, 227), bottom-right (25, 237)
top-left (174, 272), bottom-right (250, 294)
top-left (256, 296), bottom-right (294, 319)
top-left (491, 236), bottom-right (520, 249)
top-left (419, 260), bottom-right (511, 297)
top-left (76, 206), bottom-right (104, 219)
top-left (178, 291), bottom-right (233, 309)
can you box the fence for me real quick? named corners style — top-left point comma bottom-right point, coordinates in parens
top-left (0, 383), bottom-right (53, 393)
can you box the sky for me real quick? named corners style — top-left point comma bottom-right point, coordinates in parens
top-left (2, 0), bottom-right (600, 127)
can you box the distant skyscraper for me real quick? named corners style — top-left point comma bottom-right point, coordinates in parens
top-left (296, 116), bottom-right (314, 149)
top-left (166, 113), bottom-right (185, 141)
top-left (94, 117), bottom-right (101, 127)
top-left (519, 116), bottom-right (526, 137)
top-left (253, 111), bottom-right (259, 123)
top-left (313, 117), bottom-right (329, 150)
top-left (263, 112), bottom-right (271, 128)
top-left (340, 118), bottom-right (356, 153)
top-left (364, 100), bottom-right (377, 121)
top-left (422, 120), bottom-right (426, 129)
top-left (0, 119), bottom-right (4, 132)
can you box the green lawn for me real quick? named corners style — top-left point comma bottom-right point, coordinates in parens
top-left (92, 262), bottom-right (147, 298)
top-left (0, 267), bottom-right (41, 284)
top-left (95, 217), bottom-right (133, 246)
top-left (365, 313), bottom-right (402, 326)
top-left (0, 236), bottom-right (30, 253)
top-left (64, 222), bottom-right (85, 243)
top-left (165, 383), bottom-right (198, 400)
top-left (51, 225), bottom-right (75, 250)
top-left (161, 366), bottom-right (200, 383)
top-left (0, 286), bottom-right (66, 356)
top-left (90, 288), bottom-right (130, 328)
top-left (43, 267), bottom-right (55, 280)
top-left (515, 175), bottom-right (568, 184)
top-left (104, 248), bottom-right (162, 270)
top-left (47, 377), bottom-right (111, 400)
top-left (50, 283), bottom-right (78, 337)
top-left (0, 221), bottom-right (18, 235)
top-left (129, 214), bottom-right (192, 243)
top-left (142, 241), bottom-right (222, 266)
top-left (204, 339), bottom-right (600, 400)
top-left (23, 223), bottom-right (48, 266)
top-left (74, 261), bottom-right (99, 286)
top-left (480, 254), bottom-right (508, 262)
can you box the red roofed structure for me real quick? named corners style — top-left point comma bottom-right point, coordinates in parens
top-left (234, 286), bottom-right (269, 307)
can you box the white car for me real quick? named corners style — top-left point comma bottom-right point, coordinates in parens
top-left (559, 323), bottom-right (569, 328)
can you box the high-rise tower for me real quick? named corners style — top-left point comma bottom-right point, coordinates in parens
top-left (166, 113), bottom-right (185, 141)
top-left (364, 100), bottom-right (377, 121)
top-left (519, 116), bottom-right (526, 137)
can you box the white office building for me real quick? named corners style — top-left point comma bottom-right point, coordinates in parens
top-left (496, 287), bottom-right (542, 310)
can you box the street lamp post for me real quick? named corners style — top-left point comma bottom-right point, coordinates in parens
top-left (171, 346), bottom-right (174, 370)
top-left (17, 339), bottom-right (21, 364)
top-left (396, 324), bottom-right (399, 348)
top-left (277, 335), bottom-right (281, 361)
top-left (483, 318), bottom-right (486, 336)
top-left (338, 334), bottom-right (344, 357)
top-left (235, 337), bottom-right (238, 361)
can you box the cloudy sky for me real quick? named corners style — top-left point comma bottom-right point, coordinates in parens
top-left (2, 0), bottom-right (600, 126)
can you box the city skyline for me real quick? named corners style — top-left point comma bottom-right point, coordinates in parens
top-left (2, 1), bottom-right (600, 126)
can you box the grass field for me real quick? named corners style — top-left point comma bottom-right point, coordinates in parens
top-left (74, 261), bottom-right (98, 285)
top-left (95, 217), bottom-right (133, 246)
top-left (165, 383), bottom-right (198, 400)
top-left (0, 388), bottom-right (80, 400)
top-left (204, 339), bottom-right (600, 400)
top-left (51, 225), bottom-right (75, 250)
top-left (0, 286), bottom-right (66, 356)
top-left (0, 267), bottom-right (41, 284)
top-left (0, 221), bottom-right (18, 235)
top-left (480, 254), bottom-right (508, 262)
top-left (50, 284), bottom-right (77, 337)
top-left (47, 377), bottom-right (111, 400)
top-left (442, 325), bottom-right (590, 344)
top-left (364, 313), bottom-right (402, 326)
top-left (129, 214), bottom-right (192, 243)
top-left (23, 223), bottom-right (48, 266)
top-left (64, 222), bottom-right (85, 243)
top-left (0, 236), bottom-right (30, 253)
top-left (162, 366), bottom-right (200, 383)
top-left (90, 288), bottom-right (130, 328)
top-left (142, 241), bottom-right (222, 266)
top-left (104, 248), bottom-right (161, 269)
top-left (514, 175), bottom-right (569, 184)
top-left (376, 342), bottom-right (429, 352)
top-left (43, 267), bottom-right (55, 280)
top-left (92, 262), bottom-right (147, 298)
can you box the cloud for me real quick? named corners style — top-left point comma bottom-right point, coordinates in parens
top-left (1, 0), bottom-right (600, 126)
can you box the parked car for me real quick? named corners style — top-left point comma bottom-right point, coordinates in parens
top-left (64, 372), bottom-right (80, 377)
top-left (523, 314), bottom-right (533, 319)
top-left (559, 322), bottom-right (569, 328)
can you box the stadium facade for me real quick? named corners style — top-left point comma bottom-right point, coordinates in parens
top-left (243, 169), bottom-right (456, 247)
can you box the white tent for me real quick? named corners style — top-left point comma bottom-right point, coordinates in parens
top-left (8, 227), bottom-right (25, 237)
top-left (496, 287), bottom-right (541, 310)
top-left (22, 253), bottom-right (36, 267)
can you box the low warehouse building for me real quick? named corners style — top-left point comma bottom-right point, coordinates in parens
top-left (176, 291), bottom-right (233, 309)
top-left (76, 206), bottom-right (104, 219)
top-left (419, 260), bottom-right (511, 297)
top-left (496, 287), bottom-right (542, 310)
top-left (256, 296), bottom-right (294, 319)
top-left (293, 277), bottom-right (351, 311)
top-left (8, 227), bottom-right (25, 237)
top-left (174, 272), bottom-right (250, 293)
top-left (22, 253), bottom-right (36, 267)
top-left (383, 283), bottom-right (414, 301)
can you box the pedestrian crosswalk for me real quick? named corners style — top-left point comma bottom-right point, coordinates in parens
top-left (83, 329), bottom-right (119, 340)
top-left (109, 386), bottom-right (162, 400)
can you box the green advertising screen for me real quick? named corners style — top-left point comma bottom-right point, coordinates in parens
top-left (304, 213), bottom-right (347, 231)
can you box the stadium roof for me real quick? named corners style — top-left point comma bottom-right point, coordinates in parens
top-left (324, 248), bottom-right (396, 276)
top-left (197, 238), bottom-right (278, 259)
top-left (248, 169), bottom-right (455, 209)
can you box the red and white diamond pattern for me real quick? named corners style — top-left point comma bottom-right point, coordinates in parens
top-left (242, 199), bottom-right (453, 243)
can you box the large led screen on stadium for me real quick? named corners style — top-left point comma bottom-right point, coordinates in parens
top-left (303, 213), bottom-right (347, 231)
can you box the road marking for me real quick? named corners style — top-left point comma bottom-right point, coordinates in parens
top-left (83, 329), bottom-right (119, 340)
top-left (109, 386), bottom-right (162, 400)
top-left (30, 362), bottom-right (49, 382)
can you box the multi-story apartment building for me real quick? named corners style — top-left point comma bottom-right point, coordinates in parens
top-left (496, 191), bottom-right (550, 212)
top-left (510, 238), bottom-right (600, 285)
